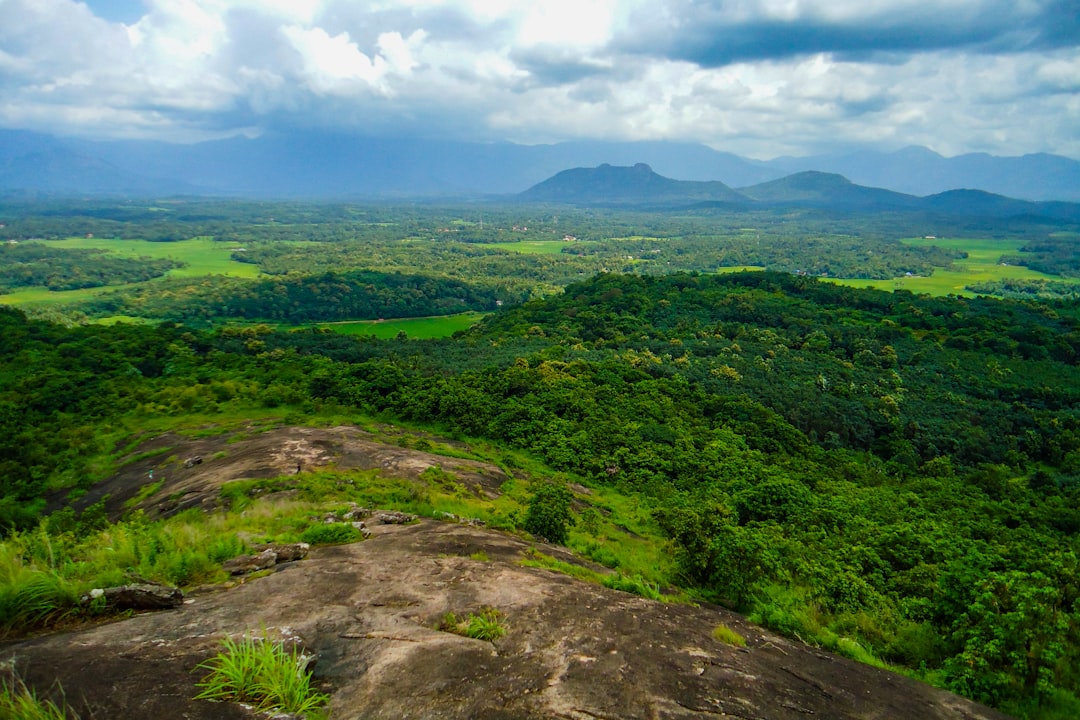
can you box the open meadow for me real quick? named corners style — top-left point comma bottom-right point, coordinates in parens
top-left (0, 236), bottom-right (260, 307)
top-left (310, 312), bottom-right (487, 338)
top-left (831, 237), bottom-right (1079, 296)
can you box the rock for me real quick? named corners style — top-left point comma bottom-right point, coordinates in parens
top-left (183, 456), bottom-right (203, 468)
top-left (222, 549), bottom-right (278, 576)
top-left (16, 522), bottom-right (1010, 720)
top-left (341, 505), bottom-right (372, 521)
top-left (375, 511), bottom-right (417, 525)
top-left (81, 583), bottom-right (184, 610)
top-left (260, 543), bottom-right (310, 563)
top-left (352, 522), bottom-right (372, 539)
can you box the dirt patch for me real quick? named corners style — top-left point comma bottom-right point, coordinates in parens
top-left (51, 425), bottom-right (511, 520)
top-left (4, 521), bottom-right (1011, 720)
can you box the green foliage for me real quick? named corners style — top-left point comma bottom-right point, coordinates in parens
top-left (0, 242), bottom-right (181, 292)
top-left (712, 623), bottom-right (747, 647)
top-left (601, 572), bottom-right (662, 601)
top-left (298, 523), bottom-right (362, 546)
top-left (522, 481), bottom-right (574, 544)
top-left (0, 674), bottom-right (77, 720)
top-left (438, 609), bottom-right (507, 642)
top-left (194, 632), bottom-right (328, 716)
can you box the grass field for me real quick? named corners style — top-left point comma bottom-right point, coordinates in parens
top-left (482, 240), bottom-right (593, 254)
top-left (0, 236), bottom-right (260, 308)
top-left (831, 237), bottom-right (1078, 296)
top-left (314, 312), bottom-right (487, 339)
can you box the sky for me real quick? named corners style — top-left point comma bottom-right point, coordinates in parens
top-left (0, 0), bottom-right (1078, 159)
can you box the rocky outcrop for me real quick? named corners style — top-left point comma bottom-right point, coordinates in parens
top-left (221, 543), bottom-right (310, 576)
top-left (81, 583), bottom-right (183, 610)
top-left (8, 520), bottom-right (1010, 720)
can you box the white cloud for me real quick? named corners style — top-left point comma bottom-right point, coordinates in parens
top-left (0, 0), bottom-right (1075, 157)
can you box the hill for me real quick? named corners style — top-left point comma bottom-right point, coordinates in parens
top-left (737, 170), bottom-right (921, 210)
top-left (518, 162), bottom-right (749, 205)
top-left (6, 425), bottom-right (1009, 720)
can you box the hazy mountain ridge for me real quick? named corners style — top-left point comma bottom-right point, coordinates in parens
top-left (522, 164), bottom-right (1080, 221)
top-left (1, 129), bottom-right (1079, 201)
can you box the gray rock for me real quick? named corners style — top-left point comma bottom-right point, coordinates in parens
top-left (375, 511), bottom-right (417, 525)
top-left (222, 549), bottom-right (278, 576)
top-left (81, 583), bottom-right (184, 610)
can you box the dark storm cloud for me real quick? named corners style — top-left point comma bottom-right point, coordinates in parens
top-left (618, 0), bottom-right (1080, 67)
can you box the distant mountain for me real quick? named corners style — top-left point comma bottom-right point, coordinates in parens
top-left (522, 164), bottom-right (1080, 221)
top-left (767, 147), bottom-right (1080, 202)
top-left (0, 130), bottom-right (197, 196)
top-left (519, 163), bottom-right (748, 205)
top-left (737, 171), bottom-right (920, 210)
top-left (918, 189), bottom-right (1080, 222)
top-left (0, 128), bottom-right (1078, 201)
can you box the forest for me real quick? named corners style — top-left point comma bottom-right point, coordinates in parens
top-left (1, 199), bottom-right (1080, 719)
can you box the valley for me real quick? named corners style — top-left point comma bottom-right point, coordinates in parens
top-left (2, 180), bottom-right (1080, 719)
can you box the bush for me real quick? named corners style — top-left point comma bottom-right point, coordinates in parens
top-left (523, 482), bottom-right (574, 545)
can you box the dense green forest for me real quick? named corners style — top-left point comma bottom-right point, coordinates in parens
top-left (2, 269), bottom-right (1079, 718)
top-left (0, 242), bottom-right (182, 292)
top-left (3, 198), bottom-right (1080, 718)
top-left (74, 270), bottom-right (502, 324)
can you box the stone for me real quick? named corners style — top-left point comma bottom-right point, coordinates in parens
top-left (222, 549), bottom-right (278, 576)
top-left (375, 511), bottom-right (417, 525)
top-left (260, 543), bottom-right (310, 563)
top-left (81, 583), bottom-right (184, 610)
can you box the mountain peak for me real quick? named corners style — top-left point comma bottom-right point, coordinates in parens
top-left (519, 164), bottom-right (746, 205)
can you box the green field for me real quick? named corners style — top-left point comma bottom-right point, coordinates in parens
top-left (482, 240), bottom-right (593, 254)
top-left (0, 236), bottom-right (260, 307)
top-left (831, 237), bottom-right (1077, 296)
top-left (315, 312), bottom-right (487, 339)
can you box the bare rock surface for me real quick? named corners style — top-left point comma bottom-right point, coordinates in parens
top-left (4, 520), bottom-right (1011, 720)
top-left (48, 424), bottom-right (509, 520)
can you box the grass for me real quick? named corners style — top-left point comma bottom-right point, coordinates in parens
top-left (830, 237), bottom-right (1080, 297)
top-left (0, 674), bottom-right (76, 719)
top-left (712, 623), bottom-right (747, 647)
top-left (438, 609), bottom-right (507, 641)
top-left (480, 240), bottom-right (593, 254)
top-left (194, 631), bottom-right (328, 716)
top-left (315, 312), bottom-right (487, 339)
top-left (0, 236), bottom-right (259, 309)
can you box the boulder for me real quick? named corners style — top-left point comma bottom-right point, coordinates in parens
top-left (375, 511), bottom-right (417, 525)
top-left (82, 583), bottom-right (184, 610)
top-left (222, 549), bottom-right (278, 576)
top-left (259, 543), bottom-right (310, 563)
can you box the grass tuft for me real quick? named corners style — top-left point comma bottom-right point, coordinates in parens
top-left (712, 623), bottom-right (747, 647)
top-left (194, 632), bottom-right (328, 716)
top-left (0, 674), bottom-right (77, 719)
top-left (438, 608), bottom-right (507, 642)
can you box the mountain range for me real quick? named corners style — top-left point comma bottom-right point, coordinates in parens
top-left (2, 129), bottom-right (1079, 202)
top-left (520, 164), bottom-right (1080, 222)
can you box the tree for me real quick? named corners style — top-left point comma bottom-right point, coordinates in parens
top-left (523, 481), bottom-right (574, 544)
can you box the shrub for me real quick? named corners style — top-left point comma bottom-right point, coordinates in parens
top-left (523, 481), bottom-right (574, 545)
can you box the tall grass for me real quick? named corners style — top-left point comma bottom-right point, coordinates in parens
top-left (0, 674), bottom-right (77, 719)
top-left (194, 632), bottom-right (328, 716)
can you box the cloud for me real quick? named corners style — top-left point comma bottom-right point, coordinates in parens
top-left (0, 0), bottom-right (1076, 158)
